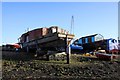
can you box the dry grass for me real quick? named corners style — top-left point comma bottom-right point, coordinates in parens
top-left (2, 51), bottom-right (120, 79)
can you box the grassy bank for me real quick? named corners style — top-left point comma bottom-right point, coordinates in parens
top-left (2, 51), bottom-right (120, 80)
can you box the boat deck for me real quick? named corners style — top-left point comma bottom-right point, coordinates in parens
top-left (22, 33), bottom-right (74, 48)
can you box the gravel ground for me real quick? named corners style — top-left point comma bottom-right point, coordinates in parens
top-left (2, 51), bottom-right (120, 80)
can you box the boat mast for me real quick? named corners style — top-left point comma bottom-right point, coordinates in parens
top-left (70, 15), bottom-right (74, 35)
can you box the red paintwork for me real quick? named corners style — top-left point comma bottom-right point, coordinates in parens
top-left (20, 28), bottom-right (48, 43)
top-left (12, 44), bottom-right (21, 48)
top-left (96, 53), bottom-right (118, 60)
top-left (109, 49), bottom-right (119, 53)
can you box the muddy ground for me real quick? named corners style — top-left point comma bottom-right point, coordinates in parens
top-left (2, 51), bottom-right (120, 80)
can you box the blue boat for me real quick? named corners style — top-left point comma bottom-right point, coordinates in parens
top-left (70, 44), bottom-right (83, 50)
top-left (70, 44), bottom-right (83, 53)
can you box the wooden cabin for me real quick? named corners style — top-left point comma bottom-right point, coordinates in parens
top-left (73, 34), bottom-right (104, 52)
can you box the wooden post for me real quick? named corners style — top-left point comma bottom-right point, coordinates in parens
top-left (65, 35), bottom-right (71, 64)
top-left (46, 54), bottom-right (49, 61)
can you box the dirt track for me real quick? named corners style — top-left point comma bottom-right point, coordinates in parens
top-left (2, 51), bottom-right (120, 80)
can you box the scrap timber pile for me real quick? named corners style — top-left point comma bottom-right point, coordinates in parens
top-left (2, 51), bottom-right (120, 80)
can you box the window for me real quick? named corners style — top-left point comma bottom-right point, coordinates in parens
top-left (91, 37), bottom-right (94, 42)
top-left (85, 38), bottom-right (88, 43)
top-left (78, 39), bottom-right (82, 44)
